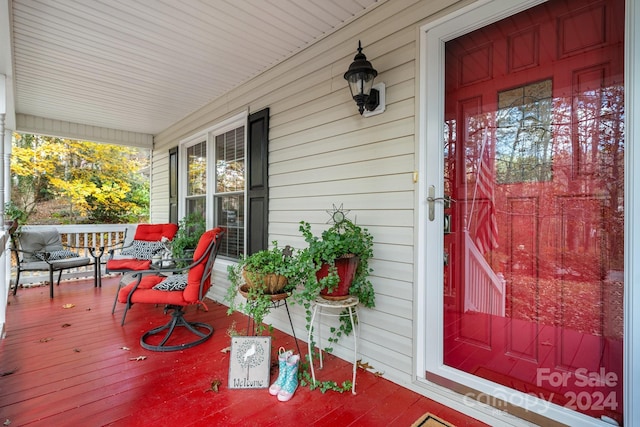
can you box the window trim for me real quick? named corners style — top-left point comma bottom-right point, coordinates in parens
top-left (178, 111), bottom-right (248, 256)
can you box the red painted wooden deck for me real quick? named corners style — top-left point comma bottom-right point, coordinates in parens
top-left (0, 276), bottom-right (486, 426)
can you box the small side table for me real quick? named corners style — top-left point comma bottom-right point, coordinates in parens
top-left (150, 259), bottom-right (176, 271)
top-left (307, 295), bottom-right (359, 394)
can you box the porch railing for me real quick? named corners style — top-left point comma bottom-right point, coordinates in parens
top-left (464, 231), bottom-right (506, 317)
top-left (10, 223), bottom-right (136, 287)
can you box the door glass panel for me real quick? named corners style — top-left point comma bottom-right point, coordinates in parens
top-left (442, 0), bottom-right (624, 423)
top-left (496, 80), bottom-right (553, 184)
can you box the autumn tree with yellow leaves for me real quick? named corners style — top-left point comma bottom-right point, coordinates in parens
top-left (10, 133), bottom-right (149, 224)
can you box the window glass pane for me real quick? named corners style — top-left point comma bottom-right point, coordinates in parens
top-left (213, 126), bottom-right (245, 260)
top-left (187, 141), bottom-right (206, 196)
top-left (216, 128), bottom-right (245, 193)
top-left (186, 197), bottom-right (205, 218)
top-left (215, 194), bottom-right (244, 258)
top-left (496, 80), bottom-right (553, 183)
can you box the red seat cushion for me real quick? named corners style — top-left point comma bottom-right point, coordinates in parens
top-left (134, 223), bottom-right (178, 241)
top-left (106, 258), bottom-right (151, 272)
top-left (117, 275), bottom-right (188, 306)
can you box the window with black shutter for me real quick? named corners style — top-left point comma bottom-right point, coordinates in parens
top-left (174, 108), bottom-right (269, 258)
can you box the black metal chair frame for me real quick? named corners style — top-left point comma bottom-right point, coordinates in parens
top-left (245, 297), bottom-right (301, 356)
top-left (9, 223), bottom-right (100, 298)
top-left (140, 305), bottom-right (213, 352)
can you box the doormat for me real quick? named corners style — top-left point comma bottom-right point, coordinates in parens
top-left (410, 413), bottom-right (456, 427)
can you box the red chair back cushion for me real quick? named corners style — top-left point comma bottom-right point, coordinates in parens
top-left (134, 223), bottom-right (179, 241)
top-left (184, 227), bottom-right (223, 302)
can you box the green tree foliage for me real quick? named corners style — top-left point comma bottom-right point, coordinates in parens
top-left (10, 133), bottom-right (149, 224)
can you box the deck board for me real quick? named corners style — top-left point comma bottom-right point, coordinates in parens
top-left (1, 277), bottom-right (486, 426)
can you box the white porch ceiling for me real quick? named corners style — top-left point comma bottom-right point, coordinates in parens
top-left (6, 0), bottom-right (381, 138)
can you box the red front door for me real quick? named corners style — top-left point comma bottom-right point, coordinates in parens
top-left (443, 0), bottom-right (624, 423)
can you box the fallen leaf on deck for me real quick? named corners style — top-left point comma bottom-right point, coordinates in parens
top-left (220, 346), bottom-right (231, 353)
top-left (356, 359), bottom-right (384, 377)
top-left (129, 356), bottom-right (147, 361)
top-left (204, 379), bottom-right (222, 393)
top-left (357, 360), bottom-right (373, 371)
top-left (38, 337), bottom-right (53, 343)
top-left (61, 323), bottom-right (71, 328)
top-left (62, 304), bottom-right (75, 309)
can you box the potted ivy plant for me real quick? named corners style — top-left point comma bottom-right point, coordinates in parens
top-left (297, 215), bottom-right (374, 308)
top-left (225, 241), bottom-right (309, 334)
top-left (293, 209), bottom-right (375, 392)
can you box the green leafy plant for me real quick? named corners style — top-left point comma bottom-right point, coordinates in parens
top-left (5, 201), bottom-right (28, 225)
top-left (297, 217), bottom-right (374, 308)
top-left (171, 213), bottom-right (206, 265)
top-left (294, 214), bottom-right (375, 352)
top-left (239, 244), bottom-right (305, 287)
top-left (297, 340), bottom-right (353, 394)
top-left (225, 241), bottom-right (310, 334)
top-left (299, 365), bottom-right (352, 393)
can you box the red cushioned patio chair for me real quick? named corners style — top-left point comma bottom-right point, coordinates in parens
top-left (117, 227), bottom-right (224, 351)
top-left (105, 223), bottom-right (179, 314)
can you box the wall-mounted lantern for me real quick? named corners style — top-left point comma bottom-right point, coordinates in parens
top-left (344, 41), bottom-right (384, 116)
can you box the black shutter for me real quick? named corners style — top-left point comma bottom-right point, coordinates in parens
top-left (247, 108), bottom-right (269, 255)
top-left (168, 146), bottom-right (178, 224)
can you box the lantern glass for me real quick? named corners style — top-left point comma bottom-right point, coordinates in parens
top-left (347, 72), bottom-right (375, 98)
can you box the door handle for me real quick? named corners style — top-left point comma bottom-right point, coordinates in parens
top-left (427, 185), bottom-right (455, 221)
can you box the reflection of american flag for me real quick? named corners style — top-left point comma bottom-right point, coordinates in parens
top-left (474, 139), bottom-right (498, 254)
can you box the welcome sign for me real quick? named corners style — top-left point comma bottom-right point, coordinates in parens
top-left (228, 336), bottom-right (271, 389)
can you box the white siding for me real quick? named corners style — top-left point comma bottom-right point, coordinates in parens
top-left (152, 0), bottom-right (456, 388)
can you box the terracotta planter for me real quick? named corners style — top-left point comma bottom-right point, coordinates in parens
top-left (238, 284), bottom-right (288, 301)
top-left (317, 255), bottom-right (359, 300)
top-left (242, 269), bottom-right (288, 294)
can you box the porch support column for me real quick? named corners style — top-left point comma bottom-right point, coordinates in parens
top-left (0, 73), bottom-right (5, 224)
top-left (0, 73), bottom-right (7, 340)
